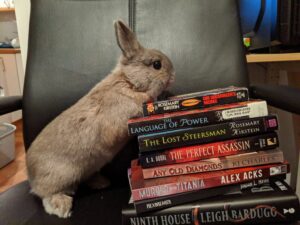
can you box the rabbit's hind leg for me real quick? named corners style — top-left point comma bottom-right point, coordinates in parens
top-left (42, 193), bottom-right (73, 218)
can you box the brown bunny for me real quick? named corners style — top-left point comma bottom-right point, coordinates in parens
top-left (26, 20), bottom-right (175, 218)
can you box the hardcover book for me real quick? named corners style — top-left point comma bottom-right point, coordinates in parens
top-left (129, 100), bottom-right (267, 136)
top-left (130, 160), bottom-right (289, 201)
top-left (140, 133), bottom-right (279, 168)
top-left (138, 115), bottom-right (278, 152)
top-left (123, 179), bottom-right (300, 225)
top-left (143, 87), bottom-right (249, 116)
top-left (142, 149), bottom-right (284, 179)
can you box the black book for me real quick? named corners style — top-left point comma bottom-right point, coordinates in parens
top-left (122, 179), bottom-right (300, 225)
top-left (129, 100), bottom-right (267, 136)
top-left (143, 87), bottom-right (249, 116)
top-left (138, 115), bottom-right (278, 152)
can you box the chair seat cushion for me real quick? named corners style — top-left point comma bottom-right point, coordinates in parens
top-left (0, 181), bottom-right (130, 225)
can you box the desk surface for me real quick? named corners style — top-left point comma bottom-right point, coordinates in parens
top-left (0, 48), bottom-right (21, 54)
top-left (247, 53), bottom-right (300, 63)
top-left (0, 8), bottom-right (15, 13)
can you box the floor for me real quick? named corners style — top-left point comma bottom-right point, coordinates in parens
top-left (0, 120), bottom-right (27, 193)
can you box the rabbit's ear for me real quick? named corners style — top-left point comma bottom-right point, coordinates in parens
top-left (114, 20), bottom-right (142, 59)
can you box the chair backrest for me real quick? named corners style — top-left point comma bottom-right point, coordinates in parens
top-left (23, 0), bottom-right (248, 187)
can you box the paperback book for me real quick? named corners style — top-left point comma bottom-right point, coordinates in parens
top-left (143, 87), bottom-right (249, 116)
top-left (131, 177), bottom-right (282, 214)
top-left (130, 160), bottom-right (289, 201)
top-left (142, 149), bottom-right (284, 179)
top-left (123, 179), bottom-right (300, 225)
top-left (140, 132), bottom-right (279, 168)
top-left (138, 115), bottom-right (278, 152)
top-left (129, 100), bottom-right (267, 136)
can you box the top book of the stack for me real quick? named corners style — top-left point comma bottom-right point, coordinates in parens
top-left (143, 87), bottom-right (249, 116)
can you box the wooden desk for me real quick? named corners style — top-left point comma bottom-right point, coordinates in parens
top-left (246, 52), bottom-right (300, 197)
top-left (247, 53), bottom-right (300, 63)
top-left (0, 48), bottom-right (21, 54)
top-left (0, 8), bottom-right (15, 13)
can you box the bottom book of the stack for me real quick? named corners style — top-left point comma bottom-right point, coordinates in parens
top-left (122, 179), bottom-right (300, 225)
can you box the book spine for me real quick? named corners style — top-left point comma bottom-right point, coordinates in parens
top-left (143, 89), bottom-right (249, 116)
top-left (140, 133), bottom-right (279, 168)
top-left (134, 178), bottom-right (272, 214)
top-left (142, 150), bottom-right (284, 179)
top-left (138, 115), bottom-right (278, 152)
top-left (129, 101), bottom-right (267, 136)
top-left (123, 193), bottom-right (300, 225)
top-left (131, 163), bottom-right (289, 201)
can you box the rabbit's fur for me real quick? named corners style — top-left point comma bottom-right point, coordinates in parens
top-left (26, 20), bottom-right (175, 218)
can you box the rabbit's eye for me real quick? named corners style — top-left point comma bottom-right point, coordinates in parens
top-left (153, 60), bottom-right (162, 70)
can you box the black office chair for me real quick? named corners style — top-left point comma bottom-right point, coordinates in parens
top-left (0, 0), bottom-right (300, 225)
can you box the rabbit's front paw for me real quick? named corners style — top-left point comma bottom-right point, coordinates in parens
top-left (147, 80), bottom-right (165, 100)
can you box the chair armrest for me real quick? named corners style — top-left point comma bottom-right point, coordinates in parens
top-left (0, 96), bottom-right (22, 115)
top-left (250, 84), bottom-right (300, 115)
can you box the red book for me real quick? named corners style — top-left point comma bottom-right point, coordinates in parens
top-left (140, 133), bottom-right (279, 168)
top-left (130, 160), bottom-right (289, 201)
top-left (142, 149), bottom-right (284, 179)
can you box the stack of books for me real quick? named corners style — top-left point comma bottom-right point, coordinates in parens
top-left (122, 87), bottom-right (300, 225)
